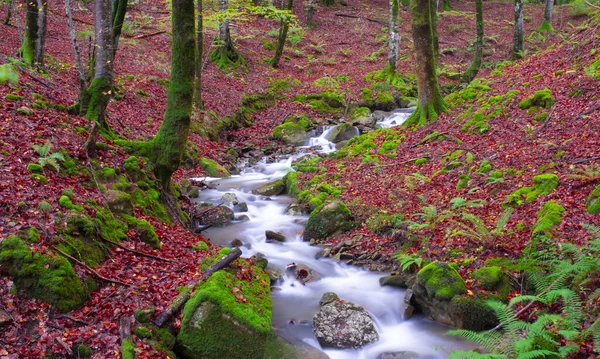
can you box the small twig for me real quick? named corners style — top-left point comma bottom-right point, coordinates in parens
top-left (334, 13), bottom-right (386, 25)
top-left (577, 102), bottom-right (600, 118)
top-left (98, 234), bottom-right (176, 263)
top-left (584, 0), bottom-right (600, 10)
top-left (55, 314), bottom-right (89, 326)
top-left (532, 104), bottom-right (556, 137)
top-left (571, 156), bottom-right (600, 165)
top-left (54, 337), bottom-right (73, 355)
top-left (51, 246), bottom-right (132, 287)
top-left (131, 30), bottom-right (166, 39)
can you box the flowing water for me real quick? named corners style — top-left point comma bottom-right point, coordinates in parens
top-left (193, 112), bottom-right (473, 359)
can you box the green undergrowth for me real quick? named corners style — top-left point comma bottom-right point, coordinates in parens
top-left (505, 174), bottom-right (559, 206)
top-left (518, 88), bottom-right (555, 110)
top-left (294, 90), bottom-right (344, 114)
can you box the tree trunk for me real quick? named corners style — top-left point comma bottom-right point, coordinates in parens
top-left (387, 0), bottom-right (399, 74)
top-left (430, 0), bottom-right (439, 68)
top-left (462, 0), bottom-right (483, 83)
top-left (271, 0), bottom-right (293, 68)
top-left (307, 0), bottom-right (316, 28)
top-left (111, 0), bottom-right (128, 59)
top-left (512, 0), bottom-right (524, 60)
top-left (4, 0), bottom-right (13, 25)
top-left (210, 0), bottom-right (243, 69)
top-left (20, 0), bottom-right (39, 65)
top-left (34, 0), bottom-right (47, 66)
top-left (403, 0), bottom-right (446, 128)
top-left (65, 0), bottom-right (86, 101)
top-left (539, 0), bottom-right (554, 32)
top-left (149, 0), bottom-right (195, 189)
top-left (194, 0), bottom-right (203, 108)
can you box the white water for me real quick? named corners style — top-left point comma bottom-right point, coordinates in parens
top-left (376, 109), bottom-right (414, 129)
top-left (193, 111), bottom-right (473, 359)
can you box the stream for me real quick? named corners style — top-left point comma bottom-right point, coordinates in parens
top-left (193, 110), bottom-right (474, 359)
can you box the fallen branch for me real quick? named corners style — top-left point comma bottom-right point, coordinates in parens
top-left (55, 314), bottom-right (90, 326)
top-left (54, 338), bottom-right (73, 355)
top-left (49, 8), bottom-right (93, 25)
top-left (153, 247), bottom-right (242, 327)
top-left (571, 156), bottom-right (600, 165)
top-left (532, 104), bottom-right (556, 137)
top-left (51, 246), bottom-right (132, 287)
top-left (334, 13), bottom-right (386, 25)
top-left (131, 30), bottom-right (166, 39)
top-left (577, 102), bottom-right (600, 118)
top-left (194, 224), bottom-right (213, 234)
top-left (98, 235), bottom-right (176, 263)
top-left (584, 0), bottom-right (600, 10)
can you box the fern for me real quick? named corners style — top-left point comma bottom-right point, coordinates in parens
top-left (32, 142), bottom-right (64, 173)
top-left (515, 350), bottom-right (560, 359)
top-left (492, 208), bottom-right (514, 235)
top-left (32, 140), bottom-right (52, 157)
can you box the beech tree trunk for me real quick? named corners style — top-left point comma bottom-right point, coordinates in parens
top-left (34, 0), bottom-right (47, 66)
top-left (65, 0), bottom-right (86, 98)
top-left (403, 0), bottom-right (446, 128)
top-left (271, 0), bottom-right (293, 68)
top-left (387, 0), bottom-right (399, 73)
top-left (512, 0), bottom-right (524, 60)
top-left (111, 0), bottom-right (128, 58)
top-left (462, 0), bottom-right (483, 82)
top-left (307, 0), bottom-right (316, 28)
top-left (194, 0), bottom-right (203, 108)
top-left (210, 0), bottom-right (243, 69)
top-left (148, 0), bottom-right (195, 189)
top-left (539, 0), bottom-right (554, 32)
top-left (4, 0), bottom-right (13, 26)
top-left (21, 0), bottom-right (39, 65)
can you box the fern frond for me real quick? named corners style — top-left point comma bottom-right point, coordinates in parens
top-left (492, 207), bottom-right (514, 235)
top-left (515, 350), bottom-right (560, 359)
top-left (558, 345), bottom-right (580, 357)
top-left (462, 213), bottom-right (492, 238)
top-left (32, 140), bottom-right (52, 156)
top-left (448, 329), bottom-right (502, 353)
top-left (508, 295), bottom-right (539, 307)
top-left (449, 351), bottom-right (507, 359)
top-left (558, 330), bottom-right (581, 341)
top-left (48, 152), bottom-right (65, 161)
top-left (39, 157), bottom-right (60, 172)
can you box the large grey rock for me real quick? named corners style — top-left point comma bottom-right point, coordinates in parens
top-left (266, 230), bottom-right (287, 242)
top-left (313, 293), bottom-right (379, 349)
top-left (326, 123), bottom-right (359, 143)
top-left (194, 203), bottom-right (234, 227)
top-left (221, 193), bottom-right (238, 204)
top-left (253, 180), bottom-right (285, 197)
top-left (371, 110), bottom-right (392, 122)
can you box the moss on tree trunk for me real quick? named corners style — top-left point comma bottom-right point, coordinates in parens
top-left (462, 0), bottom-right (483, 82)
top-left (210, 0), bottom-right (244, 70)
top-left (20, 0), bottom-right (39, 65)
top-left (403, 0), bottom-right (446, 128)
top-left (512, 0), bottom-right (524, 60)
top-left (194, 0), bottom-right (203, 108)
top-left (271, 0), bottom-right (294, 68)
top-left (387, 0), bottom-right (400, 73)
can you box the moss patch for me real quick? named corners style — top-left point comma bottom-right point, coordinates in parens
top-left (416, 262), bottom-right (468, 301)
top-left (518, 88), bottom-right (555, 110)
top-left (200, 157), bottom-right (230, 178)
top-left (505, 173), bottom-right (559, 205)
top-left (585, 184), bottom-right (600, 214)
top-left (472, 266), bottom-right (510, 299)
top-left (532, 201), bottom-right (565, 236)
top-left (283, 172), bottom-right (300, 197)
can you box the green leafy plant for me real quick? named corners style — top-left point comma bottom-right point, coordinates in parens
top-left (32, 141), bottom-right (64, 172)
top-left (450, 208), bottom-right (514, 246)
top-left (394, 253), bottom-right (423, 272)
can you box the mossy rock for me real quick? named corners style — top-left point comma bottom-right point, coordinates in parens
top-left (505, 173), bottom-right (559, 205)
top-left (74, 344), bottom-right (93, 358)
top-left (586, 184), bottom-right (600, 214)
top-left (518, 88), bottom-right (555, 110)
top-left (59, 195), bottom-right (84, 212)
top-left (303, 200), bottom-right (352, 242)
top-left (122, 214), bottom-right (160, 249)
top-left (448, 295), bottom-right (498, 331)
top-left (472, 266), bottom-right (510, 299)
top-left (532, 200), bottom-right (565, 236)
top-left (176, 259), bottom-right (271, 359)
top-left (134, 305), bottom-right (156, 323)
top-left (272, 116), bottom-right (312, 145)
top-left (283, 172), bottom-right (300, 197)
top-left (326, 123), bottom-right (359, 143)
top-left (200, 158), bottom-right (230, 178)
top-left (27, 163), bottom-right (43, 174)
top-left (106, 190), bottom-right (134, 215)
top-left (291, 156), bottom-right (322, 173)
top-left (0, 236), bottom-right (87, 312)
top-left (253, 180), bottom-right (286, 197)
top-left (414, 262), bottom-right (467, 301)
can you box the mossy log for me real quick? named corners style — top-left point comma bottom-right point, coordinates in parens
top-left (153, 247), bottom-right (242, 327)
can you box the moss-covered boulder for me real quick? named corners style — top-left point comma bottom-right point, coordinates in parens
top-left (586, 184), bottom-right (600, 214)
top-left (176, 258), bottom-right (271, 359)
top-left (326, 123), bottom-right (359, 143)
top-left (447, 295), bottom-right (498, 331)
top-left (282, 172), bottom-right (300, 197)
top-left (253, 180), bottom-right (286, 197)
top-left (0, 236), bottom-right (87, 312)
top-left (272, 115), bottom-right (313, 145)
top-left (472, 266), bottom-right (511, 299)
top-left (505, 173), bottom-right (559, 205)
top-left (303, 200), bottom-right (352, 242)
top-left (200, 158), bottom-right (230, 178)
top-left (106, 190), bottom-right (134, 215)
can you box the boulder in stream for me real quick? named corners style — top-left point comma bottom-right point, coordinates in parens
top-left (303, 200), bottom-right (352, 242)
top-left (253, 180), bottom-right (286, 197)
top-left (266, 230), bottom-right (287, 242)
top-left (326, 123), bottom-right (358, 143)
top-left (235, 202), bottom-right (249, 212)
top-left (221, 193), bottom-right (238, 205)
top-left (312, 292), bottom-right (379, 349)
top-left (194, 203), bottom-right (234, 227)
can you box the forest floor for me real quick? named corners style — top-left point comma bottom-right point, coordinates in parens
top-left (0, 0), bottom-right (599, 357)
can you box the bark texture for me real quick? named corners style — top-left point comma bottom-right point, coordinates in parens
top-left (65, 0), bottom-right (86, 96)
top-left (194, 0), bottom-right (203, 108)
top-left (512, 0), bottom-right (524, 60)
top-left (462, 0), bottom-right (483, 83)
top-left (403, 0), bottom-right (446, 128)
top-left (387, 0), bottom-right (400, 73)
top-left (539, 0), bottom-right (554, 32)
top-left (34, 0), bottom-right (47, 66)
top-left (307, 0), bottom-right (316, 28)
top-left (210, 0), bottom-right (244, 69)
top-left (271, 0), bottom-right (294, 68)
top-left (3, 0), bottom-right (12, 25)
top-left (21, 0), bottom-right (39, 65)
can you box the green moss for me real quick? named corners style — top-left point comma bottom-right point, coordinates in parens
top-left (366, 213), bottom-right (404, 234)
top-left (192, 241), bottom-right (209, 251)
top-left (59, 195), bottom-right (84, 212)
top-left (131, 188), bottom-right (170, 223)
top-left (30, 173), bottom-right (48, 184)
top-left (518, 88), bottom-right (555, 110)
top-left (283, 172), bottom-right (300, 196)
top-left (351, 106), bottom-right (371, 119)
top-left (472, 266), bottom-right (510, 299)
top-left (66, 213), bottom-right (95, 237)
top-left (121, 214), bottom-right (160, 249)
top-left (378, 139), bottom-right (401, 155)
top-left (506, 174), bottom-right (559, 205)
top-left (95, 209), bottom-right (128, 243)
top-left (415, 157), bottom-right (428, 165)
top-left (0, 236), bottom-right (87, 312)
top-left (100, 167), bottom-right (117, 182)
top-left (120, 337), bottom-right (135, 359)
top-left (27, 163), bottom-right (43, 174)
top-left (586, 184), bottom-right (600, 214)
top-left (272, 122), bottom-right (308, 144)
top-left (533, 112), bottom-right (548, 122)
top-left (24, 227), bottom-right (41, 243)
top-left (75, 344), bottom-right (93, 358)
top-left (303, 200), bottom-right (352, 241)
top-left (416, 262), bottom-right (468, 301)
top-left (462, 112), bottom-right (489, 134)
top-left (134, 326), bottom-right (152, 339)
top-left (177, 259), bottom-right (271, 358)
top-left (124, 156), bottom-right (143, 181)
top-left (292, 156), bottom-right (322, 173)
top-left (200, 157), bottom-right (230, 178)
top-left (457, 174), bottom-right (470, 190)
top-left (316, 183), bottom-right (342, 196)
top-left (6, 93), bottom-right (22, 101)
top-left (200, 248), bottom-right (232, 272)
top-left (532, 201), bottom-right (565, 236)
top-left (449, 295), bottom-right (497, 331)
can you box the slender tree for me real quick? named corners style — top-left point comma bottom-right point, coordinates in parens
top-left (65, 0), bottom-right (86, 99)
top-left (538, 0), bottom-right (554, 32)
top-left (403, 0), bottom-right (446, 128)
top-left (4, 0), bottom-right (13, 25)
top-left (34, 0), bottom-right (47, 66)
top-left (512, 0), bottom-right (524, 60)
top-left (462, 0), bottom-right (483, 82)
top-left (387, 0), bottom-right (400, 74)
top-left (271, 0), bottom-right (293, 68)
top-left (210, 0), bottom-right (244, 69)
top-left (306, 0), bottom-right (316, 28)
top-left (194, 0), bottom-right (203, 108)
top-left (20, 0), bottom-right (46, 66)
